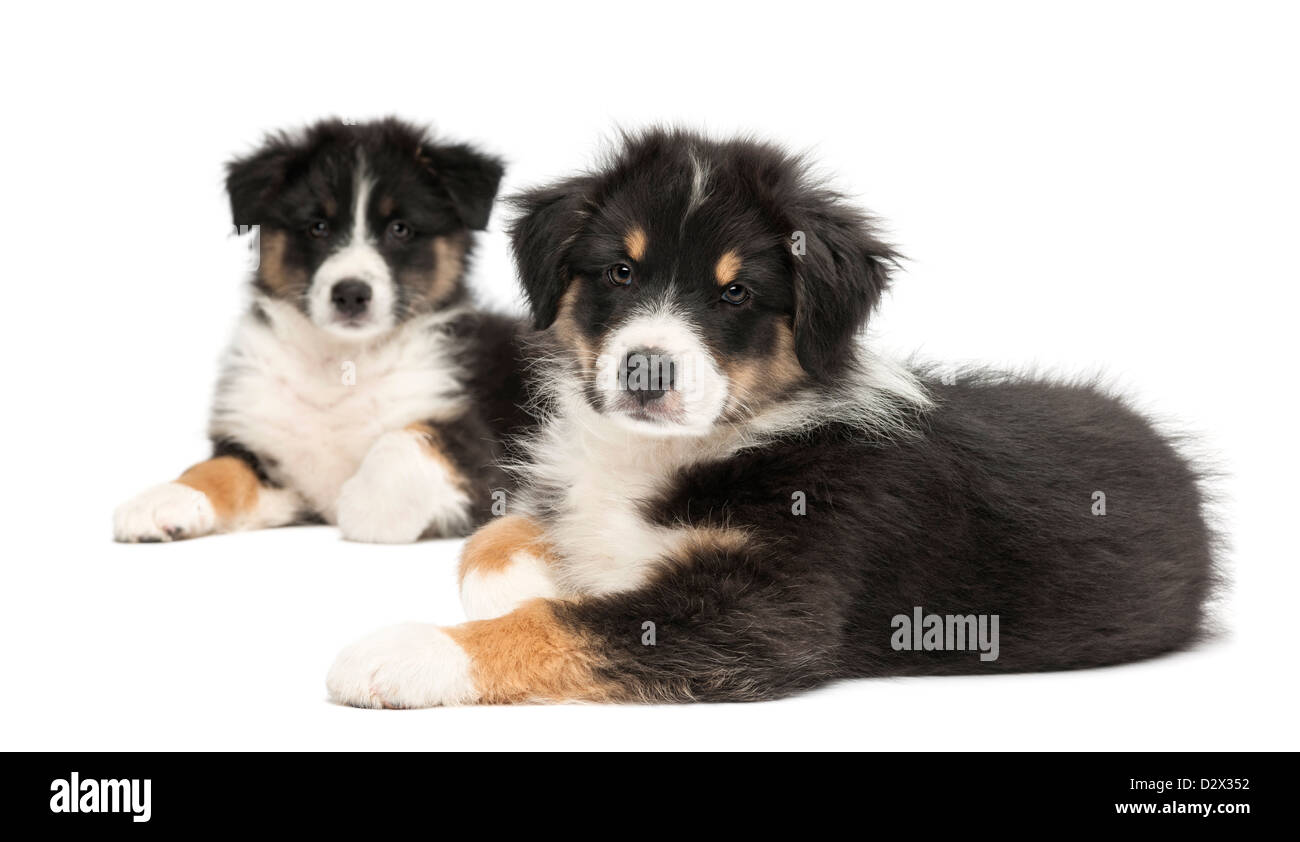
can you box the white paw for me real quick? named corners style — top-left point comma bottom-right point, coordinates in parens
top-left (326, 623), bottom-right (478, 709)
top-left (336, 431), bottom-right (471, 544)
top-left (461, 550), bottom-right (558, 620)
top-left (113, 482), bottom-right (215, 543)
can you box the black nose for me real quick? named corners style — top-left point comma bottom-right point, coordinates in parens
top-left (330, 280), bottom-right (372, 318)
top-left (621, 347), bottom-right (676, 404)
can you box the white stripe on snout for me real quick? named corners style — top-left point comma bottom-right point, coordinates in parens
top-left (308, 158), bottom-right (396, 339)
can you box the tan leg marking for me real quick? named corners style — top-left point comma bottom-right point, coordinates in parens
top-left (404, 422), bottom-right (468, 492)
top-left (446, 600), bottom-right (611, 704)
top-left (451, 528), bottom-right (754, 704)
top-left (176, 457), bottom-right (260, 523)
top-left (458, 514), bottom-right (555, 584)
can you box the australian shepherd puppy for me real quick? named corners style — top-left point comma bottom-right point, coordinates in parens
top-left (114, 118), bottom-right (529, 544)
top-left (325, 128), bottom-right (1216, 706)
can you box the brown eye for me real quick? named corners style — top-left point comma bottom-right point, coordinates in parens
top-left (606, 262), bottom-right (634, 286)
top-left (308, 220), bottom-right (330, 238)
top-left (387, 220), bottom-right (412, 241)
top-left (721, 283), bottom-right (750, 305)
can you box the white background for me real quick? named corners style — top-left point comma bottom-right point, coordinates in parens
top-left (1, 1), bottom-right (1296, 751)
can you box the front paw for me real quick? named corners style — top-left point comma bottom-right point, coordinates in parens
top-left (113, 482), bottom-right (215, 543)
top-left (326, 623), bottom-right (479, 708)
top-left (336, 431), bottom-right (469, 544)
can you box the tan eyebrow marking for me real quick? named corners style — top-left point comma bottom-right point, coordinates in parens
top-left (624, 227), bottom-right (648, 261)
top-left (715, 250), bottom-right (743, 286)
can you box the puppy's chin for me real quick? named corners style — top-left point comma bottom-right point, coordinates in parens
top-left (601, 399), bottom-right (721, 439)
top-left (316, 316), bottom-right (394, 344)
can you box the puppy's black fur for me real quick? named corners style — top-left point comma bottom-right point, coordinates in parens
top-left (228, 117), bottom-right (504, 319)
top-left (115, 118), bottom-right (531, 544)
top-left (508, 129), bottom-right (1217, 701)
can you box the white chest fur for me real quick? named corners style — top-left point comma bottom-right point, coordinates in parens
top-left (518, 354), bottom-right (931, 597)
top-left (210, 299), bottom-right (467, 521)
top-left (523, 403), bottom-right (739, 596)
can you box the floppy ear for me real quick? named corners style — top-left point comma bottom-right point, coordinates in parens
top-left (788, 192), bottom-right (898, 381)
top-left (225, 140), bottom-right (299, 228)
top-left (507, 178), bottom-right (593, 330)
top-left (421, 142), bottom-right (505, 231)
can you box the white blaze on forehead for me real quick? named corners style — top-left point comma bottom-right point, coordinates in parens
top-left (307, 158), bottom-right (396, 339)
top-left (595, 298), bottom-right (729, 436)
top-left (684, 148), bottom-right (712, 220)
top-left (351, 167), bottom-right (372, 244)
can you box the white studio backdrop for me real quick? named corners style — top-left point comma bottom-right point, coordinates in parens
top-left (0, 0), bottom-right (1295, 750)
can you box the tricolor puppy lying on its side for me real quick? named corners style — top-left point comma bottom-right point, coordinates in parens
top-left (327, 129), bottom-right (1217, 706)
top-left (114, 119), bottom-right (530, 544)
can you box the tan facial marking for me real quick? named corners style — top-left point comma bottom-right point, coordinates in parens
top-left (378, 196), bottom-right (395, 217)
top-left (721, 320), bottom-right (804, 418)
top-left (624, 227), bottom-right (648, 261)
top-left (176, 457), bottom-right (259, 521)
top-left (458, 515), bottom-right (555, 583)
top-left (430, 234), bottom-right (466, 305)
top-left (715, 250), bottom-right (743, 286)
top-left (396, 233), bottom-right (466, 311)
top-left (405, 422), bottom-right (468, 491)
top-left (322, 197), bottom-right (338, 217)
top-left (553, 279), bottom-right (594, 376)
top-left (446, 600), bottom-right (611, 704)
top-left (258, 230), bottom-right (308, 296)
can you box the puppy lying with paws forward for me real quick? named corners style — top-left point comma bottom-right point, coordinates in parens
top-left (328, 129), bottom-right (1216, 705)
top-left (115, 119), bottom-right (529, 544)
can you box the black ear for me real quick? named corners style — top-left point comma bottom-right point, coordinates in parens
top-left (421, 142), bottom-right (505, 231)
top-left (788, 192), bottom-right (898, 381)
top-left (507, 177), bottom-right (593, 329)
top-left (225, 138), bottom-right (299, 228)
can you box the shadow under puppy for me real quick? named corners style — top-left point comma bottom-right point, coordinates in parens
top-left (327, 128), bottom-right (1216, 705)
top-left (114, 118), bottom-right (530, 544)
